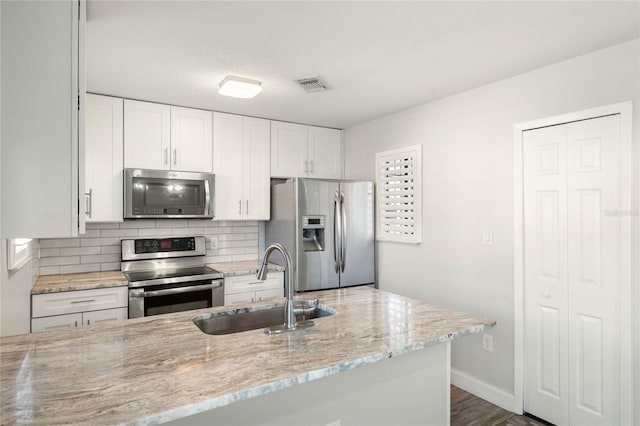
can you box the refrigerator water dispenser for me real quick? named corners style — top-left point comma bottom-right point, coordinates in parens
top-left (302, 216), bottom-right (324, 252)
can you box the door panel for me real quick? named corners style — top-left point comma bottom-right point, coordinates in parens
top-left (308, 126), bottom-right (342, 179)
top-left (243, 117), bottom-right (270, 220)
top-left (170, 106), bottom-right (212, 173)
top-left (339, 181), bottom-right (375, 287)
top-left (124, 100), bottom-right (170, 170)
top-left (567, 115), bottom-right (620, 426)
top-left (297, 179), bottom-right (339, 291)
top-left (523, 124), bottom-right (569, 426)
top-left (271, 121), bottom-right (307, 178)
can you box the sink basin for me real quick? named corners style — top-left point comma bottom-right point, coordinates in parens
top-left (193, 300), bottom-right (335, 335)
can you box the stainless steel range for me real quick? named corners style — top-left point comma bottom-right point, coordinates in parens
top-left (121, 236), bottom-right (224, 318)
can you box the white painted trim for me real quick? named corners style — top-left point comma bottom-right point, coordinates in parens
top-left (451, 368), bottom-right (515, 413)
top-left (445, 341), bottom-right (451, 426)
top-left (513, 101), bottom-right (634, 421)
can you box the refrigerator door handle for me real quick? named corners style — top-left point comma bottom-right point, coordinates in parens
top-left (340, 191), bottom-right (347, 273)
top-left (333, 191), bottom-right (341, 273)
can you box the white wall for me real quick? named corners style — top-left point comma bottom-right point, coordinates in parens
top-left (344, 38), bottom-right (639, 411)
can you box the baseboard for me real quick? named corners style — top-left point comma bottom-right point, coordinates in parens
top-left (451, 368), bottom-right (516, 413)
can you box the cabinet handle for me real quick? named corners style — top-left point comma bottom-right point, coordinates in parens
top-left (309, 160), bottom-right (314, 173)
top-left (71, 299), bottom-right (96, 304)
top-left (84, 188), bottom-right (92, 218)
top-left (75, 320), bottom-right (78, 327)
top-left (238, 200), bottom-right (242, 216)
top-left (164, 148), bottom-right (168, 165)
top-left (173, 148), bottom-right (177, 166)
top-left (245, 200), bottom-right (249, 216)
top-left (87, 319), bottom-right (90, 326)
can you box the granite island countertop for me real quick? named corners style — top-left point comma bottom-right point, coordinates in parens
top-left (1, 287), bottom-right (495, 425)
top-left (207, 260), bottom-right (285, 277)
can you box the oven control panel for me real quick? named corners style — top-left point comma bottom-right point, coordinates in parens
top-left (134, 237), bottom-right (196, 254)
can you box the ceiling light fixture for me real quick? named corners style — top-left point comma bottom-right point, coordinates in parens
top-left (218, 76), bottom-right (263, 99)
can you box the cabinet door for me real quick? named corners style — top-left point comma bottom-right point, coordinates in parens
top-left (308, 126), bottom-right (343, 179)
top-left (85, 94), bottom-right (124, 222)
top-left (270, 121), bottom-right (308, 178)
top-left (83, 307), bottom-right (128, 326)
top-left (213, 112), bottom-right (244, 220)
top-left (124, 100), bottom-right (171, 170)
top-left (225, 291), bottom-right (255, 306)
top-left (32, 287), bottom-right (128, 318)
top-left (243, 117), bottom-right (271, 220)
top-left (32, 313), bottom-right (82, 333)
top-left (1, 0), bottom-right (84, 238)
top-left (170, 106), bottom-right (213, 173)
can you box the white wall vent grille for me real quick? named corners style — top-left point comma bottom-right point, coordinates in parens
top-left (295, 76), bottom-right (328, 92)
top-left (375, 144), bottom-right (422, 244)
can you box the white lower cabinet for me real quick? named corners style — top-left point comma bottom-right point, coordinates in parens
top-left (224, 271), bottom-right (284, 306)
top-left (31, 287), bottom-right (128, 333)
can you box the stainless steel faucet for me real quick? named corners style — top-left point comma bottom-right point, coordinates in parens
top-left (257, 243), bottom-right (312, 334)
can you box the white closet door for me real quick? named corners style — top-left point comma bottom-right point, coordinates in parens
top-left (523, 124), bottom-right (570, 426)
top-left (524, 114), bottom-right (622, 426)
top-left (567, 115), bottom-right (620, 426)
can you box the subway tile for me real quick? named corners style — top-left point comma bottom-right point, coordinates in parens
top-left (244, 221), bottom-right (259, 227)
top-left (81, 254), bottom-right (120, 264)
top-left (214, 247), bottom-right (246, 256)
top-left (39, 266), bottom-right (60, 276)
top-left (171, 227), bottom-right (204, 236)
top-left (88, 222), bottom-right (119, 229)
top-left (40, 256), bottom-right (80, 267)
top-left (59, 264), bottom-right (101, 274)
top-left (81, 237), bottom-right (121, 247)
top-left (243, 247), bottom-right (259, 255)
top-left (40, 239), bottom-right (81, 249)
top-left (155, 219), bottom-right (189, 229)
top-left (100, 262), bottom-right (121, 271)
top-left (244, 233), bottom-right (259, 241)
top-left (100, 229), bottom-right (139, 238)
top-left (215, 234), bottom-right (245, 241)
top-left (39, 248), bottom-right (60, 257)
top-left (190, 219), bottom-right (217, 228)
top-left (137, 228), bottom-right (173, 237)
top-left (231, 253), bottom-right (260, 262)
top-left (232, 226), bottom-right (259, 234)
top-left (60, 246), bottom-right (101, 256)
top-left (100, 246), bottom-right (121, 254)
top-left (79, 229), bottom-right (101, 238)
top-left (120, 220), bottom-right (155, 229)
top-left (201, 227), bottom-right (229, 235)
top-left (205, 255), bottom-right (233, 263)
top-left (230, 240), bottom-right (258, 248)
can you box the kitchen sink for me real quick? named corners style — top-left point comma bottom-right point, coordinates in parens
top-left (192, 300), bottom-right (335, 335)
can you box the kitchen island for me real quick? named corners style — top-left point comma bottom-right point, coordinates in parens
top-left (0, 287), bottom-right (494, 425)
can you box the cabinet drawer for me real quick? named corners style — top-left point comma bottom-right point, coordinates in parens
top-left (225, 291), bottom-right (256, 306)
top-left (255, 287), bottom-right (283, 302)
top-left (32, 286), bottom-right (128, 318)
top-left (83, 307), bottom-right (128, 326)
top-left (224, 271), bottom-right (284, 295)
top-left (32, 313), bottom-right (82, 333)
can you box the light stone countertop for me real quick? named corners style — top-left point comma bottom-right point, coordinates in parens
top-left (207, 260), bottom-right (285, 277)
top-left (1, 287), bottom-right (495, 425)
top-left (31, 271), bottom-right (127, 294)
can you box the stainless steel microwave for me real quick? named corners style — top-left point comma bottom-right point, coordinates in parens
top-left (124, 169), bottom-right (214, 219)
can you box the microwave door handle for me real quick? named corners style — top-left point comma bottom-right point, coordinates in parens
top-left (131, 282), bottom-right (222, 298)
top-left (204, 179), bottom-right (211, 217)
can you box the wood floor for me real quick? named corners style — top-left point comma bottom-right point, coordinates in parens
top-left (451, 386), bottom-right (550, 426)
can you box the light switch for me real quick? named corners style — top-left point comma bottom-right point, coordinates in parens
top-left (482, 333), bottom-right (493, 353)
top-left (482, 229), bottom-right (493, 245)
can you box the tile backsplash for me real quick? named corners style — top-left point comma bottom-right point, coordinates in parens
top-left (38, 220), bottom-right (260, 276)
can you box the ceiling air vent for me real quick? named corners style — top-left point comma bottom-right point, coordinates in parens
top-left (295, 76), bottom-right (329, 93)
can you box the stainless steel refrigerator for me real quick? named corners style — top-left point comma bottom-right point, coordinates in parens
top-left (265, 178), bottom-right (375, 292)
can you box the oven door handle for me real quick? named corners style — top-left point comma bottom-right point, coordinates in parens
top-left (131, 282), bottom-right (222, 298)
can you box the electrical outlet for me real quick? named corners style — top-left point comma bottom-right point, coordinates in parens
top-left (482, 333), bottom-right (493, 353)
top-left (482, 229), bottom-right (493, 245)
top-left (209, 237), bottom-right (218, 250)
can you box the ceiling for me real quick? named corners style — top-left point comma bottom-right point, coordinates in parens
top-left (86, 1), bottom-right (640, 129)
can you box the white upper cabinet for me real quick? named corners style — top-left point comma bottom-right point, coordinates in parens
top-left (270, 121), bottom-right (342, 179)
top-left (1, 0), bottom-right (86, 238)
top-left (124, 100), bottom-right (171, 170)
top-left (85, 94), bottom-right (124, 222)
top-left (124, 100), bottom-right (212, 173)
top-left (213, 113), bottom-right (270, 220)
top-left (170, 106), bottom-right (213, 173)
top-left (307, 126), bottom-right (343, 179)
top-left (270, 121), bottom-right (308, 178)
